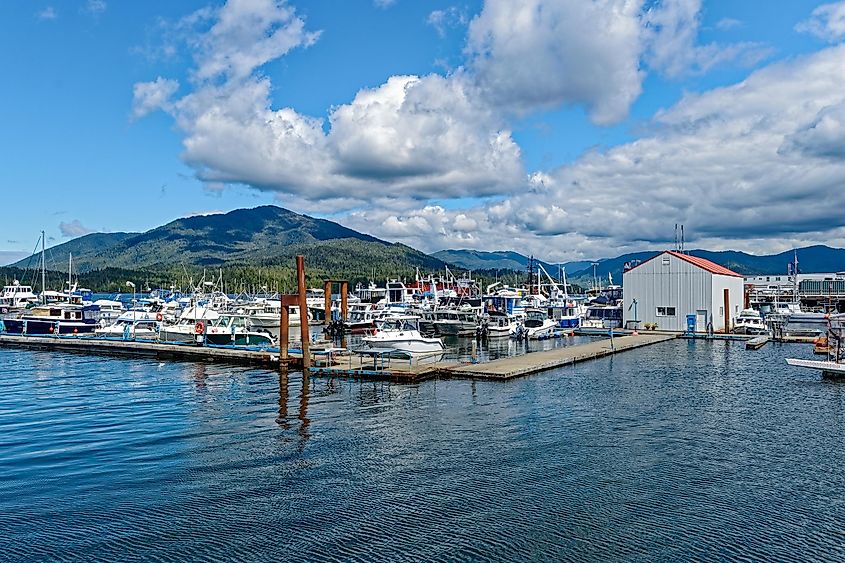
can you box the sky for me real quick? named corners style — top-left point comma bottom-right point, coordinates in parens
top-left (2, 0), bottom-right (845, 266)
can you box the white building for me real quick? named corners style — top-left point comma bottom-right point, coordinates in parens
top-left (623, 251), bottom-right (745, 332)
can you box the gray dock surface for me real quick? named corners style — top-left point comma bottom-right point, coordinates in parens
top-left (440, 333), bottom-right (677, 380)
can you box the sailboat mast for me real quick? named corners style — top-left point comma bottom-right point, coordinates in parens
top-left (68, 253), bottom-right (72, 294)
top-left (41, 230), bottom-right (46, 304)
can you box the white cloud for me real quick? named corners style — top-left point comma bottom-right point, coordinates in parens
top-left (59, 220), bottom-right (95, 238)
top-left (37, 7), bottom-right (57, 20)
top-left (85, 0), bottom-right (106, 15)
top-left (796, 1), bottom-right (845, 42)
top-left (427, 7), bottom-right (468, 37)
top-left (341, 45), bottom-right (845, 261)
top-left (465, 0), bottom-right (645, 124)
top-left (374, 0), bottom-right (396, 8)
top-left (131, 77), bottom-right (179, 120)
top-left (716, 17), bottom-right (741, 31)
top-left (643, 0), bottom-right (771, 78)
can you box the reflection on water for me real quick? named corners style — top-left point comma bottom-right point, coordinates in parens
top-left (1, 341), bottom-right (845, 560)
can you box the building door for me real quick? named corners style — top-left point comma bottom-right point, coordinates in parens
top-left (696, 309), bottom-right (708, 332)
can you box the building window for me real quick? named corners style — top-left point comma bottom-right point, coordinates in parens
top-left (719, 306), bottom-right (724, 316)
top-left (656, 307), bottom-right (676, 316)
top-left (662, 256), bottom-right (670, 266)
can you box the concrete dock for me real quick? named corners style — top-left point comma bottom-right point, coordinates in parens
top-left (440, 333), bottom-right (676, 380)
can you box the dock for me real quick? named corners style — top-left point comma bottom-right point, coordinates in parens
top-left (0, 334), bottom-right (298, 368)
top-left (439, 333), bottom-right (676, 380)
top-left (746, 335), bottom-right (770, 350)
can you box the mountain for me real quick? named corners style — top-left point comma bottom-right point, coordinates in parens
top-left (567, 245), bottom-right (845, 284)
top-left (432, 249), bottom-right (591, 275)
top-left (11, 206), bottom-right (446, 275)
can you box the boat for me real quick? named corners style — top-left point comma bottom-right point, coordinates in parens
top-left (0, 280), bottom-right (38, 314)
top-left (787, 317), bottom-right (845, 377)
top-left (3, 304), bottom-right (101, 335)
top-left (345, 303), bottom-right (382, 332)
top-left (204, 314), bottom-right (274, 346)
top-left (92, 299), bottom-right (125, 323)
top-left (476, 310), bottom-right (513, 338)
top-left (159, 306), bottom-right (220, 345)
top-left (243, 301), bottom-right (309, 329)
top-left (512, 308), bottom-right (557, 340)
top-left (581, 304), bottom-right (623, 329)
top-left (362, 316), bottom-right (445, 354)
top-left (733, 309), bottom-right (769, 335)
top-left (95, 317), bottom-right (160, 340)
top-left (432, 309), bottom-right (477, 336)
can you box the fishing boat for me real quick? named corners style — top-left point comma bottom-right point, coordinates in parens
top-left (3, 304), bottom-right (101, 335)
top-left (204, 314), bottom-right (274, 346)
top-left (362, 316), bottom-right (444, 354)
top-left (476, 310), bottom-right (513, 338)
top-left (733, 309), bottom-right (769, 335)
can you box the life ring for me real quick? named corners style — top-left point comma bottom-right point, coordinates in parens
top-left (195, 321), bottom-right (205, 334)
top-left (156, 313), bottom-right (163, 322)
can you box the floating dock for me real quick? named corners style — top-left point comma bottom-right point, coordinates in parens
top-left (0, 334), bottom-right (298, 368)
top-left (440, 333), bottom-right (677, 380)
top-left (746, 335), bottom-right (770, 350)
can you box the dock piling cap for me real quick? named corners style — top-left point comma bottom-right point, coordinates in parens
top-left (632, 330), bottom-right (639, 336)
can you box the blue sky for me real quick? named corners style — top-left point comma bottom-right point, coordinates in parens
top-left (2, 0), bottom-right (844, 264)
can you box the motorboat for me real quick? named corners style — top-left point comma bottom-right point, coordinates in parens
top-left (159, 306), bottom-right (220, 345)
top-left (345, 303), bottom-right (381, 332)
top-left (3, 304), bottom-right (101, 335)
top-left (362, 316), bottom-right (445, 354)
top-left (0, 281), bottom-right (38, 315)
top-left (476, 310), bottom-right (513, 338)
top-left (733, 309), bottom-right (769, 335)
top-left (92, 299), bottom-right (125, 324)
top-left (243, 301), bottom-right (309, 329)
top-left (581, 304), bottom-right (623, 329)
top-left (432, 309), bottom-right (477, 336)
top-left (95, 318), bottom-right (160, 340)
top-left (204, 314), bottom-right (274, 346)
top-left (512, 307), bottom-right (557, 339)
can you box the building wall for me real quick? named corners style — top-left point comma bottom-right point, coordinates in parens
top-left (623, 253), bottom-right (743, 332)
top-left (710, 274), bottom-right (745, 331)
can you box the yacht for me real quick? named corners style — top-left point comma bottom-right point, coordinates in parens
top-left (243, 301), bottom-right (310, 329)
top-left (0, 281), bottom-right (38, 312)
top-left (582, 304), bottom-right (623, 329)
top-left (204, 314), bottom-right (274, 347)
top-left (346, 303), bottom-right (381, 332)
top-left (3, 304), bottom-right (101, 335)
top-left (476, 310), bottom-right (513, 338)
top-left (733, 309), bottom-right (769, 335)
top-left (95, 318), bottom-right (160, 340)
top-left (159, 306), bottom-right (220, 345)
top-left (92, 299), bottom-right (125, 324)
top-left (512, 308), bottom-right (557, 339)
top-left (362, 316), bottom-right (445, 354)
top-left (432, 309), bottom-right (477, 336)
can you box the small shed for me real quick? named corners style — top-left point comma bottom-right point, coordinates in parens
top-left (623, 251), bottom-right (744, 332)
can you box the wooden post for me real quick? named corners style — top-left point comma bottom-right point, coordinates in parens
top-left (280, 305), bottom-right (289, 361)
top-left (723, 288), bottom-right (730, 333)
top-left (297, 256), bottom-right (310, 369)
top-left (341, 281), bottom-right (349, 321)
top-left (323, 280), bottom-right (332, 324)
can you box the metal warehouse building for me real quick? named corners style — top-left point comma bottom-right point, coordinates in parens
top-left (623, 251), bottom-right (745, 332)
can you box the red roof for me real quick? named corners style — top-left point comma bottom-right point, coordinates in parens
top-left (626, 250), bottom-right (742, 277)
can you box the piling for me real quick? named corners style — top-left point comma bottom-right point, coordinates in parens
top-left (296, 256), bottom-right (310, 369)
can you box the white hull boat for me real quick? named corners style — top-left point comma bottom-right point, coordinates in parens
top-left (362, 316), bottom-right (445, 355)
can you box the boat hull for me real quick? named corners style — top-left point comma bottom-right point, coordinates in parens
top-left (362, 336), bottom-right (444, 354)
top-left (3, 319), bottom-right (97, 335)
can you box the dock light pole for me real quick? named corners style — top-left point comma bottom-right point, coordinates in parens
top-left (126, 281), bottom-right (136, 321)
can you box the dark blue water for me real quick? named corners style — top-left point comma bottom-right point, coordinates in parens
top-left (2, 340), bottom-right (844, 561)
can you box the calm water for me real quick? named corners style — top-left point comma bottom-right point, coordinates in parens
top-left (2, 340), bottom-right (844, 561)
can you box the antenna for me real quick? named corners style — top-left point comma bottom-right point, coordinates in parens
top-left (680, 225), bottom-right (685, 253)
top-left (674, 224), bottom-right (679, 251)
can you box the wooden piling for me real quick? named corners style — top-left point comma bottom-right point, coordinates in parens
top-left (280, 304), bottom-right (289, 360)
top-left (296, 255), bottom-right (310, 369)
top-left (341, 281), bottom-right (348, 321)
top-left (323, 280), bottom-right (332, 324)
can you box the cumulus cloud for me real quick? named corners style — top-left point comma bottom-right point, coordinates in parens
top-left (465, 0), bottom-right (645, 124)
top-left (797, 2), bottom-right (845, 42)
top-left (341, 44), bottom-right (845, 261)
top-left (131, 77), bottom-right (179, 120)
top-left (643, 0), bottom-right (771, 78)
top-left (59, 220), bottom-right (95, 238)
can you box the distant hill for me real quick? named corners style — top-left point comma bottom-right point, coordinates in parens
top-left (566, 245), bottom-right (845, 284)
top-left (11, 206), bottom-right (446, 276)
top-left (432, 249), bottom-right (591, 275)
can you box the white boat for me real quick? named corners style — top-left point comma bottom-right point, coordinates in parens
top-left (432, 309), bottom-right (477, 336)
top-left (92, 299), bottom-right (125, 323)
top-left (476, 310), bottom-right (514, 338)
top-left (95, 318), bottom-right (160, 340)
top-left (581, 304), bottom-right (623, 329)
top-left (159, 306), bottom-right (220, 344)
top-left (512, 307), bottom-right (558, 339)
top-left (204, 314), bottom-right (274, 346)
top-left (733, 308), bottom-right (769, 335)
top-left (243, 300), bottom-right (310, 329)
top-left (346, 303), bottom-right (381, 331)
top-left (362, 316), bottom-right (445, 354)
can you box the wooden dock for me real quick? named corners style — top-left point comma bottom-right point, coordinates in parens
top-left (441, 333), bottom-right (676, 380)
top-left (0, 334), bottom-right (298, 368)
top-left (746, 335), bottom-right (770, 350)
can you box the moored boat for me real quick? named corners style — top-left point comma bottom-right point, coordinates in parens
top-left (362, 316), bottom-right (444, 355)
